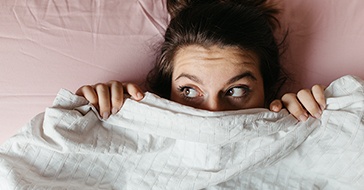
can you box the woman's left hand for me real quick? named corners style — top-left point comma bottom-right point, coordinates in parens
top-left (269, 84), bottom-right (326, 121)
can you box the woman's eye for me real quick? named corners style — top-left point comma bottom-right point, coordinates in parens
top-left (181, 87), bottom-right (199, 98)
top-left (226, 86), bottom-right (249, 97)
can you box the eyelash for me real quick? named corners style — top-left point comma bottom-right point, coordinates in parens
top-left (226, 85), bottom-right (251, 98)
top-left (177, 86), bottom-right (196, 101)
top-left (177, 85), bottom-right (251, 100)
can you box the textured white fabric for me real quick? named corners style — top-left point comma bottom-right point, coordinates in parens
top-left (0, 75), bottom-right (363, 189)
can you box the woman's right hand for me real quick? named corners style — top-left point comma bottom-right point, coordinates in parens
top-left (75, 81), bottom-right (144, 119)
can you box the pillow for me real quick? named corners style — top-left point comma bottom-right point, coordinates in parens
top-left (0, 0), bottom-right (169, 143)
top-left (276, 0), bottom-right (364, 92)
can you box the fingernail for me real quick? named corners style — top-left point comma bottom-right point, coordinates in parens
top-left (137, 92), bottom-right (143, 99)
top-left (111, 108), bottom-right (118, 115)
top-left (314, 111), bottom-right (322, 119)
top-left (299, 114), bottom-right (308, 121)
top-left (320, 104), bottom-right (326, 111)
top-left (102, 112), bottom-right (109, 120)
top-left (273, 105), bottom-right (279, 112)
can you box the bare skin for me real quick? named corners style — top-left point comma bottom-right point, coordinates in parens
top-left (76, 45), bottom-right (326, 121)
top-left (170, 45), bottom-right (265, 111)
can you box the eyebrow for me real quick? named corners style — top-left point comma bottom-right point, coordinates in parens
top-left (227, 71), bottom-right (257, 85)
top-left (175, 73), bottom-right (203, 84)
top-left (174, 71), bottom-right (257, 85)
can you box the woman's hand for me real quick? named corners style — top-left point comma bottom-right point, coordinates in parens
top-left (75, 81), bottom-right (144, 119)
top-left (269, 85), bottom-right (326, 121)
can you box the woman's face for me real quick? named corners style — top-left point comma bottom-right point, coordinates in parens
top-left (170, 45), bottom-right (265, 111)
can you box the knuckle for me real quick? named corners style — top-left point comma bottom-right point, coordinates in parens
top-left (123, 82), bottom-right (132, 89)
top-left (76, 85), bottom-right (94, 97)
top-left (124, 83), bottom-right (139, 93)
top-left (297, 89), bottom-right (310, 98)
top-left (271, 99), bottom-right (281, 105)
top-left (81, 85), bottom-right (92, 89)
top-left (109, 80), bottom-right (122, 86)
top-left (79, 85), bottom-right (93, 92)
top-left (313, 84), bottom-right (326, 90)
top-left (87, 95), bottom-right (98, 104)
top-left (95, 83), bottom-right (108, 91)
top-left (281, 93), bottom-right (296, 102)
top-left (125, 82), bottom-right (136, 88)
top-left (89, 99), bottom-right (98, 105)
top-left (312, 84), bottom-right (321, 90)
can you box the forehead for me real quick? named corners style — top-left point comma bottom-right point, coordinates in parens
top-left (172, 45), bottom-right (260, 73)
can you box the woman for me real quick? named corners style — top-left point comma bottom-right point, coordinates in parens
top-left (76, 0), bottom-right (326, 121)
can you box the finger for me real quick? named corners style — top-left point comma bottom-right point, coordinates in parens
top-left (269, 99), bottom-right (283, 112)
top-left (123, 83), bottom-right (144, 100)
top-left (75, 85), bottom-right (99, 108)
top-left (297, 89), bottom-right (322, 118)
top-left (95, 83), bottom-right (111, 119)
top-left (281, 93), bottom-right (309, 121)
top-left (311, 84), bottom-right (326, 110)
top-left (109, 81), bottom-right (125, 114)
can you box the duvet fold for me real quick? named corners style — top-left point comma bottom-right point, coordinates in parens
top-left (0, 75), bottom-right (364, 189)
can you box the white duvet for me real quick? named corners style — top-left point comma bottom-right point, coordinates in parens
top-left (0, 75), bottom-right (363, 189)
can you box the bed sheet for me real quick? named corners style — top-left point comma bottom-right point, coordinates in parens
top-left (0, 75), bottom-right (363, 189)
top-left (1, 0), bottom-right (364, 144)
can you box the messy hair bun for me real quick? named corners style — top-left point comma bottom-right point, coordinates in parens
top-left (167, 0), bottom-right (280, 29)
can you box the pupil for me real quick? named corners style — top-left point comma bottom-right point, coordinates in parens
top-left (185, 89), bottom-right (190, 95)
top-left (229, 89), bottom-right (234, 95)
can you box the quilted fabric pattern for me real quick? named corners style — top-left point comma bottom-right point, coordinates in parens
top-left (0, 75), bottom-right (363, 189)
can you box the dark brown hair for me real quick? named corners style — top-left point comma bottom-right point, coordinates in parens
top-left (147, 0), bottom-right (285, 106)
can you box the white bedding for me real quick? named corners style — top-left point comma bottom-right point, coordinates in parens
top-left (0, 75), bottom-right (363, 189)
